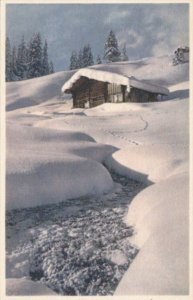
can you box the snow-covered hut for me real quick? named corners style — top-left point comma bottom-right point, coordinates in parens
top-left (62, 68), bottom-right (169, 108)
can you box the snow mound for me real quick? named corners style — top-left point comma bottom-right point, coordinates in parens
top-left (6, 278), bottom-right (57, 295)
top-left (6, 124), bottom-right (115, 210)
top-left (105, 144), bottom-right (188, 184)
top-left (126, 172), bottom-right (189, 248)
top-left (115, 173), bottom-right (189, 295)
top-left (90, 55), bottom-right (189, 87)
top-left (7, 155), bottom-right (113, 210)
top-left (6, 70), bottom-right (75, 111)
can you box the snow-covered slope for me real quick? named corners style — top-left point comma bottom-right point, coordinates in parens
top-left (90, 55), bottom-right (189, 87)
top-left (6, 70), bottom-right (75, 111)
top-left (115, 172), bottom-right (189, 295)
top-left (6, 55), bottom-right (188, 112)
top-left (6, 55), bottom-right (189, 295)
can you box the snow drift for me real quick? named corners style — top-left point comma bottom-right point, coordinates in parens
top-left (115, 172), bottom-right (189, 295)
top-left (6, 124), bottom-right (115, 210)
top-left (6, 70), bottom-right (75, 111)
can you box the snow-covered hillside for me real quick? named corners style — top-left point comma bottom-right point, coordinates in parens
top-left (6, 70), bottom-right (75, 111)
top-left (6, 55), bottom-right (189, 295)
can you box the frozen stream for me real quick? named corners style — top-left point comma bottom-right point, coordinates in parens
top-left (6, 170), bottom-right (146, 296)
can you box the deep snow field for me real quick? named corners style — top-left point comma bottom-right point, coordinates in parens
top-left (6, 55), bottom-right (189, 295)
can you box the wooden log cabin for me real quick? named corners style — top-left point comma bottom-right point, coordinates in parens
top-left (62, 69), bottom-right (169, 108)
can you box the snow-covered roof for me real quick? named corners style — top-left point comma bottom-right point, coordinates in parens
top-left (62, 69), bottom-right (129, 93)
top-left (129, 76), bottom-right (169, 95)
top-left (62, 68), bottom-right (169, 95)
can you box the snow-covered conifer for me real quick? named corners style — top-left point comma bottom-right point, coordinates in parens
top-left (6, 37), bottom-right (13, 81)
top-left (120, 44), bottom-right (128, 61)
top-left (78, 49), bottom-right (83, 68)
top-left (82, 44), bottom-right (94, 67)
top-left (104, 30), bottom-right (121, 62)
top-left (69, 51), bottom-right (78, 70)
top-left (42, 40), bottom-right (50, 75)
top-left (96, 55), bottom-right (102, 64)
top-left (16, 36), bottom-right (27, 80)
top-left (27, 32), bottom-right (42, 78)
top-left (49, 61), bottom-right (54, 74)
top-left (11, 46), bottom-right (18, 80)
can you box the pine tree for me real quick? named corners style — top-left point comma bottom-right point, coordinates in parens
top-left (82, 44), bottom-right (94, 67)
top-left (69, 50), bottom-right (78, 70)
top-left (6, 33), bottom-right (53, 81)
top-left (88, 44), bottom-right (94, 66)
top-left (42, 40), bottom-right (50, 75)
top-left (27, 32), bottom-right (42, 78)
top-left (82, 46), bottom-right (88, 67)
top-left (120, 44), bottom-right (128, 61)
top-left (78, 49), bottom-right (83, 68)
top-left (49, 61), bottom-right (54, 74)
top-left (26, 40), bottom-right (31, 66)
top-left (6, 37), bottom-right (13, 81)
top-left (96, 55), bottom-right (102, 64)
top-left (16, 35), bottom-right (27, 80)
top-left (104, 30), bottom-right (121, 62)
top-left (11, 46), bottom-right (18, 80)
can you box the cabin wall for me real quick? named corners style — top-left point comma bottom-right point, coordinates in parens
top-left (72, 79), bottom-right (158, 108)
top-left (72, 80), bottom-right (90, 108)
top-left (73, 79), bottom-right (107, 108)
top-left (89, 80), bottom-right (107, 108)
top-left (126, 87), bottom-right (158, 102)
top-left (107, 83), bottom-right (125, 103)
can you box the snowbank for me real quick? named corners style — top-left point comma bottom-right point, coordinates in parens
top-left (125, 172), bottom-right (189, 248)
top-left (6, 70), bottom-right (75, 111)
top-left (6, 124), bottom-right (115, 210)
top-left (105, 144), bottom-right (188, 184)
top-left (115, 173), bottom-right (189, 295)
top-left (7, 155), bottom-right (113, 210)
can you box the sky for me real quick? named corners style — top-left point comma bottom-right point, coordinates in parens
top-left (6, 3), bottom-right (189, 71)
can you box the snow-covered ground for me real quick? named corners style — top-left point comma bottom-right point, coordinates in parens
top-left (6, 55), bottom-right (189, 295)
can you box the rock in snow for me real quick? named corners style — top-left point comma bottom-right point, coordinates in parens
top-left (5, 55), bottom-right (189, 295)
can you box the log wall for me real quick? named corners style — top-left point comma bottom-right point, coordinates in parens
top-left (89, 80), bottom-right (107, 108)
top-left (127, 88), bottom-right (158, 102)
top-left (72, 78), bottom-right (158, 108)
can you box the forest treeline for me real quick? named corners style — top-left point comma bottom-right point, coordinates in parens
top-left (69, 30), bottom-right (128, 70)
top-left (6, 32), bottom-right (54, 82)
top-left (6, 30), bottom-right (128, 81)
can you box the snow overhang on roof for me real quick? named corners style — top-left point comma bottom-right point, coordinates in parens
top-left (62, 68), bottom-right (130, 93)
top-left (62, 68), bottom-right (169, 95)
